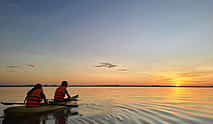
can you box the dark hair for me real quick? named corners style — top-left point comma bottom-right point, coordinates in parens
top-left (61, 81), bottom-right (68, 87)
top-left (34, 84), bottom-right (42, 89)
top-left (27, 83), bottom-right (42, 95)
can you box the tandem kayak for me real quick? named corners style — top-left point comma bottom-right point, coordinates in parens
top-left (3, 101), bottom-right (78, 118)
top-left (4, 104), bottom-right (78, 118)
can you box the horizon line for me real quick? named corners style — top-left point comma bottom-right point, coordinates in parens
top-left (0, 84), bottom-right (212, 88)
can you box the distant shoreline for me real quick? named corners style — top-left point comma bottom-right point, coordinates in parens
top-left (0, 85), bottom-right (212, 88)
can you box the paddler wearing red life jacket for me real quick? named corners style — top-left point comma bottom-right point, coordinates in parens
top-left (54, 81), bottom-right (71, 103)
top-left (24, 84), bottom-right (47, 107)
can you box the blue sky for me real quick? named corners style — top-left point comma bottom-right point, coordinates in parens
top-left (0, 0), bottom-right (213, 85)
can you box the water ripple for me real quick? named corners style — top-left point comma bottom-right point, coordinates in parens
top-left (1, 87), bottom-right (213, 124)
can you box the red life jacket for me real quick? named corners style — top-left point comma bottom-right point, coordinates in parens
top-left (54, 86), bottom-right (66, 102)
top-left (26, 88), bottom-right (43, 107)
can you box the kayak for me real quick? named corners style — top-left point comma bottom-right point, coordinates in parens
top-left (4, 101), bottom-right (78, 118)
top-left (4, 104), bottom-right (78, 118)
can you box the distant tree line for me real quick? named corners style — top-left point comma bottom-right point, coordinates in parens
top-left (0, 84), bottom-right (212, 88)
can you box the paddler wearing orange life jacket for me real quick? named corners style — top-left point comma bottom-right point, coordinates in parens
top-left (54, 81), bottom-right (71, 103)
top-left (24, 84), bottom-right (47, 107)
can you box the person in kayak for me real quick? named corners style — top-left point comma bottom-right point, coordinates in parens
top-left (24, 84), bottom-right (47, 107)
top-left (54, 81), bottom-right (71, 103)
top-left (54, 81), bottom-right (78, 104)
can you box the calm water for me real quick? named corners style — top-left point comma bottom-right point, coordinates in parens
top-left (0, 87), bottom-right (213, 124)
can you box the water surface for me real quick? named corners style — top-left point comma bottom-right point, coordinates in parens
top-left (0, 87), bottom-right (213, 124)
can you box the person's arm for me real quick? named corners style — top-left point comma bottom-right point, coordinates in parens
top-left (41, 91), bottom-right (48, 104)
top-left (65, 89), bottom-right (71, 98)
top-left (24, 96), bottom-right (28, 103)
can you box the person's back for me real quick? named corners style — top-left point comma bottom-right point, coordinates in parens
top-left (54, 86), bottom-right (67, 102)
top-left (25, 84), bottom-right (47, 107)
top-left (54, 81), bottom-right (71, 103)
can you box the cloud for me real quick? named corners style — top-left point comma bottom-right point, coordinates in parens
top-left (7, 65), bottom-right (21, 68)
top-left (117, 69), bottom-right (128, 72)
top-left (7, 64), bottom-right (37, 70)
top-left (95, 62), bottom-right (118, 68)
top-left (177, 70), bottom-right (213, 78)
top-left (26, 64), bottom-right (36, 68)
top-left (154, 76), bottom-right (174, 82)
top-left (186, 80), bottom-right (210, 83)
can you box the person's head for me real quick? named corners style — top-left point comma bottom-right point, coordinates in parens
top-left (61, 81), bottom-right (68, 87)
top-left (27, 83), bottom-right (42, 95)
top-left (34, 83), bottom-right (42, 89)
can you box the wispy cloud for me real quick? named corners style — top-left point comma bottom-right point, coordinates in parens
top-left (177, 70), bottom-right (213, 78)
top-left (26, 64), bottom-right (36, 68)
top-left (154, 76), bottom-right (174, 83)
top-left (117, 69), bottom-right (128, 72)
top-left (7, 64), bottom-right (37, 70)
top-left (95, 62), bottom-right (129, 72)
top-left (186, 80), bottom-right (210, 83)
top-left (7, 65), bottom-right (21, 68)
top-left (95, 62), bottom-right (118, 68)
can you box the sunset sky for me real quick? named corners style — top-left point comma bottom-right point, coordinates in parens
top-left (0, 0), bottom-right (213, 86)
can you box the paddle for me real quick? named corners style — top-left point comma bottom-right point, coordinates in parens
top-left (1, 95), bottom-right (79, 106)
top-left (1, 102), bottom-right (25, 105)
top-left (1, 102), bottom-right (78, 107)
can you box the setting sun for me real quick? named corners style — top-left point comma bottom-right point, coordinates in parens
top-left (173, 80), bottom-right (184, 87)
top-left (175, 81), bottom-right (183, 86)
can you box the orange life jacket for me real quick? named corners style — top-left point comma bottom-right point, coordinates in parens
top-left (54, 86), bottom-right (66, 102)
top-left (26, 88), bottom-right (43, 107)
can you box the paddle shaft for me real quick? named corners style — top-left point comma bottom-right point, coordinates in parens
top-left (1, 95), bottom-right (79, 105)
top-left (1, 102), bottom-right (25, 105)
top-left (1, 102), bottom-right (78, 107)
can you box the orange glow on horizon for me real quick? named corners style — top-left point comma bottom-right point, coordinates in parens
top-left (0, 67), bottom-right (212, 86)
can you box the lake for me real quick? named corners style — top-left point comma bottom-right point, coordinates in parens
top-left (0, 87), bottom-right (213, 124)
